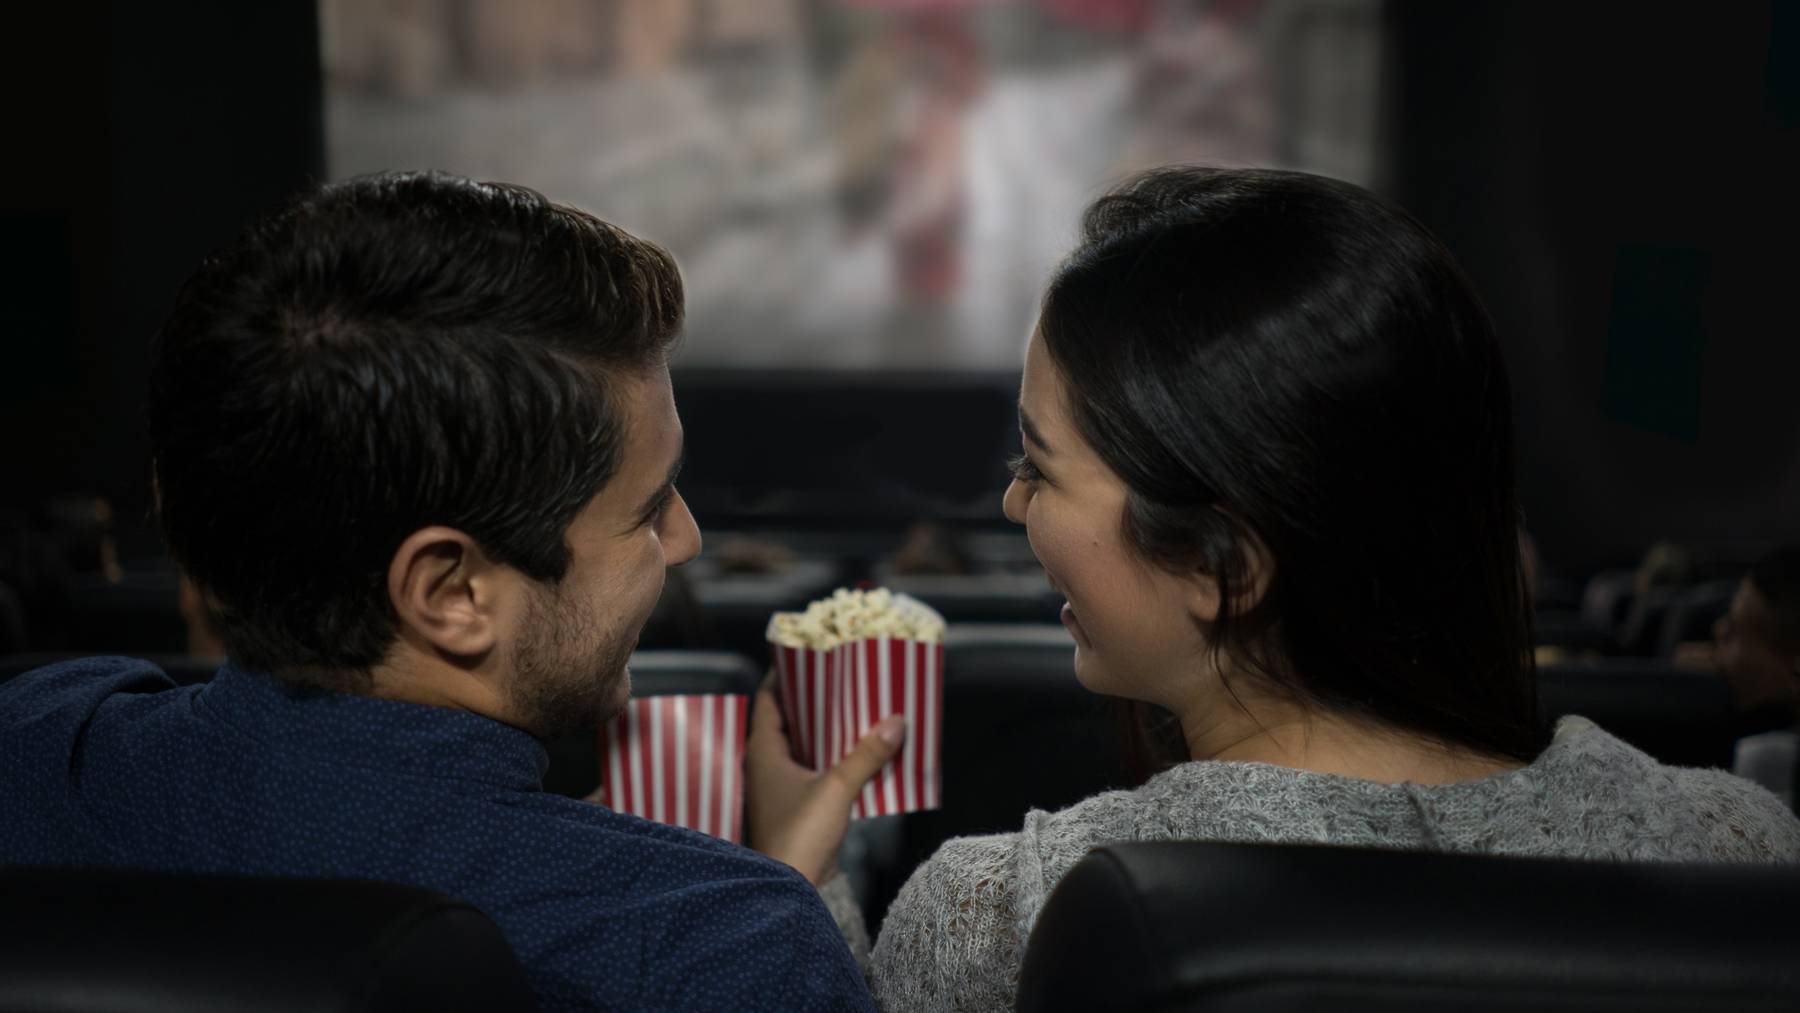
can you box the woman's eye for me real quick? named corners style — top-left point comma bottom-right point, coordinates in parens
top-left (1007, 452), bottom-right (1043, 483)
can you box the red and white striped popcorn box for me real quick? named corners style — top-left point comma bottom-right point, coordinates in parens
top-left (770, 634), bottom-right (945, 821)
top-left (596, 694), bottom-right (747, 843)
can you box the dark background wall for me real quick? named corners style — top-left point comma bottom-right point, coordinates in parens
top-left (1384, 0), bottom-right (1800, 573)
top-left (0, 2), bottom-right (325, 559)
top-left (1, 1), bottom-right (1794, 573)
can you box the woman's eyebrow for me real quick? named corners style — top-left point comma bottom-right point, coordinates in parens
top-left (1019, 406), bottom-right (1053, 456)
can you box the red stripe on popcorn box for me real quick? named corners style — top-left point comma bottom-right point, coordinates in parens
top-left (772, 635), bottom-right (943, 820)
top-left (598, 694), bottom-right (746, 843)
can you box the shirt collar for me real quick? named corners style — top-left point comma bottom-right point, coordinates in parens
top-left (196, 663), bottom-right (550, 790)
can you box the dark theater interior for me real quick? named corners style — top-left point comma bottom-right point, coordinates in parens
top-left (2, 2), bottom-right (1799, 1010)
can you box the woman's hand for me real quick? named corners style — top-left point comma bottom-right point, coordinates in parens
top-left (745, 673), bottom-right (906, 885)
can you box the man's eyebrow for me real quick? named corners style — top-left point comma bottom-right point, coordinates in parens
top-left (1019, 406), bottom-right (1053, 456)
top-left (634, 443), bottom-right (685, 524)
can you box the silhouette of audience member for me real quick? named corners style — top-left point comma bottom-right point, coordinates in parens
top-left (1713, 547), bottom-right (1800, 734)
top-left (1616, 539), bottom-right (1695, 654)
top-left (33, 494), bottom-right (124, 585)
top-left (0, 507), bottom-right (76, 651)
top-left (0, 172), bottom-right (877, 1011)
top-left (1711, 547), bottom-right (1800, 810)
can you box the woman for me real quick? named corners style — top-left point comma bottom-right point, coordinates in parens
top-left (745, 167), bottom-right (1800, 1010)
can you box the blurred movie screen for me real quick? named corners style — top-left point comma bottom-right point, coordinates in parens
top-left (323, 0), bottom-right (1382, 373)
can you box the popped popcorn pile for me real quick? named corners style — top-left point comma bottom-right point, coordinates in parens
top-left (768, 587), bottom-right (946, 650)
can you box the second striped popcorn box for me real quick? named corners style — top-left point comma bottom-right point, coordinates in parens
top-left (598, 694), bottom-right (748, 843)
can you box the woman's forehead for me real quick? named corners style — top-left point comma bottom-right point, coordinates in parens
top-left (1021, 332), bottom-right (1068, 426)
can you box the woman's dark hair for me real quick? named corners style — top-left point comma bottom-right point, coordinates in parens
top-left (150, 170), bottom-right (684, 687)
top-left (1041, 166), bottom-right (1543, 763)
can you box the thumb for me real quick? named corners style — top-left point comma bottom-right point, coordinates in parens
top-left (820, 717), bottom-right (907, 802)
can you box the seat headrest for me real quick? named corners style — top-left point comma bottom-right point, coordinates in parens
top-left (627, 650), bottom-right (761, 697)
top-left (1537, 660), bottom-right (1736, 768)
top-left (1018, 841), bottom-right (1800, 1013)
top-left (0, 867), bottom-right (535, 1013)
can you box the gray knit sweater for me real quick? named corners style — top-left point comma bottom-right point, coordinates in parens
top-left (818, 716), bottom-right (1800, 1012)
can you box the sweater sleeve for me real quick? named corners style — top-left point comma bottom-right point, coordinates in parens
top-left (869, 832), bottom-right (1033, 1013)
top-left (817, 871), bottom-right (873, 976)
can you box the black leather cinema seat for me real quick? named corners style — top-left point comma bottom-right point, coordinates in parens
top-left (1537, 659), bottom-right (1737, 769)
top-left (0, 653), bottom-right (222, 688)
top-left (0, 867), bottom-right (534, 1013)
top-left (1018, 841), bottom-right (1800, 1013)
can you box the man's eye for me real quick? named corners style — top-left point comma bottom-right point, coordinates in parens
top-left (1007, 452), bottom-right (1043, 483)
top-left (645, 491), bottom-right (675, 527)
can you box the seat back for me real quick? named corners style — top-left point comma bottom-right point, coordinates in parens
top-left (1531, 610), bottom-right (1621, 657)
top-left (0, 581), bottom-right (25, 654)
top-left (872, 626), bottom-right (1136, 931)
top-left (921, 625), bottom-right (1134, 835)
top-left (0, 653), bottom-right (221, 687)
top-left (0, 866), bottom-right (534, 1013)
top-left (1580, 567), bottom-right (1639, 635)
top-left (1018, 841), bottom-right (1800, 1013)
top-left (63, 572), bottom-right (187, 654)
top-left (1537, 659), bottom-right (1736, 769)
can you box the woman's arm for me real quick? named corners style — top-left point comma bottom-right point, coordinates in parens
top-left (817, 871), bottom-right (873, 974)
top-left (870, 833), bottom-right (1033, 1013)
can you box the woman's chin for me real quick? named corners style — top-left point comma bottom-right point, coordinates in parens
top-left (1070, 646), bottom-right (1107, 694)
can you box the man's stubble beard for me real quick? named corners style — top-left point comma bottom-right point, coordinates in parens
top-left (507, 580), bottom-right (634, 739)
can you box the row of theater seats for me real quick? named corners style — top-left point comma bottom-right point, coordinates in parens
top-left (0, 629), bottom-right (1746, 798)
top-left (1542, 569), bottom-right (1742, 660)
top-left (6, 841), bottom-right (1798, 1012)
top-left (3, 629), bottom-right (1772, 934)
top-left (3, 530), bottom-right (1740, 671)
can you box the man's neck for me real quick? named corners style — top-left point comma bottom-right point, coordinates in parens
top-left (368, 650), bottom-right (512, 724)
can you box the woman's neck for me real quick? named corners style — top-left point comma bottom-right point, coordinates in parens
top-left (1182, 702), bottom-right (1524, 786)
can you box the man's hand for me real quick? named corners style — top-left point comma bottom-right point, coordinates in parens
top-left (745, 673), bottom-right (905, 885)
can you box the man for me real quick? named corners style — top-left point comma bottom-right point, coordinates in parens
top-left (0, 172), bottom-right (893, 1010)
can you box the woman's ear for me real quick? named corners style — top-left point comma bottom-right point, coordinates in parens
top-left (1183, 523), bottom-right (1275, 623)
top-left (386, 526), bottom-right (505, 659)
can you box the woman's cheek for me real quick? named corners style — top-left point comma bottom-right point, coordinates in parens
top-left (1029, 503), bottom-right (1081, 584)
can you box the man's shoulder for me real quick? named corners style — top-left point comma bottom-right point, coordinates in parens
top-left (0, 655), bottom-right (179, 733)
top-left (489, 799), bottom-right (873, 1010)
top-left (515, 792), bottom-right (816, 892)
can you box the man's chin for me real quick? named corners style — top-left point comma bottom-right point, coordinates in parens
top-left (510, 669), bottom-right (631, 740)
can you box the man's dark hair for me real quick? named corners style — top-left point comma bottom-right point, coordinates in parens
top-left (1749, 545), bottom-right (1800, 655)
top-left (1041, 166), bottom-right (1542, 763)
top-left (150, 171), bottom-right (684, 688)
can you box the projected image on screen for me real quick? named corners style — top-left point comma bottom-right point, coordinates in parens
top-left (323, 0), bottom-right (1380, 370)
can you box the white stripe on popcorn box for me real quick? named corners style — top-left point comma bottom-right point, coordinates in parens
top-left (598, 694), bottom-right (747, 844)
top-left (772, 636), bottom-right (944, 820)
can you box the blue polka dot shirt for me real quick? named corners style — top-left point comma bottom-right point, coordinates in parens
top-left (0, 657), bottom-right (876, 1012)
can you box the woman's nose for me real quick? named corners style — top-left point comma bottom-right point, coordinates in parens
top-left (1002, 477), bottom-right (1028, 525)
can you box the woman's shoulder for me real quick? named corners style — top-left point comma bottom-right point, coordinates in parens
top-left (1531, 716), bottom-right (1800, 862)
top-left (907, 761), bottom-right (1365, 906)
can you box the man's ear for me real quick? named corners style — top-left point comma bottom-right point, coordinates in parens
top-left (1183, 523), bottom-right (1275, 624)
top-left (386, 526), bottom-right (506, 659)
